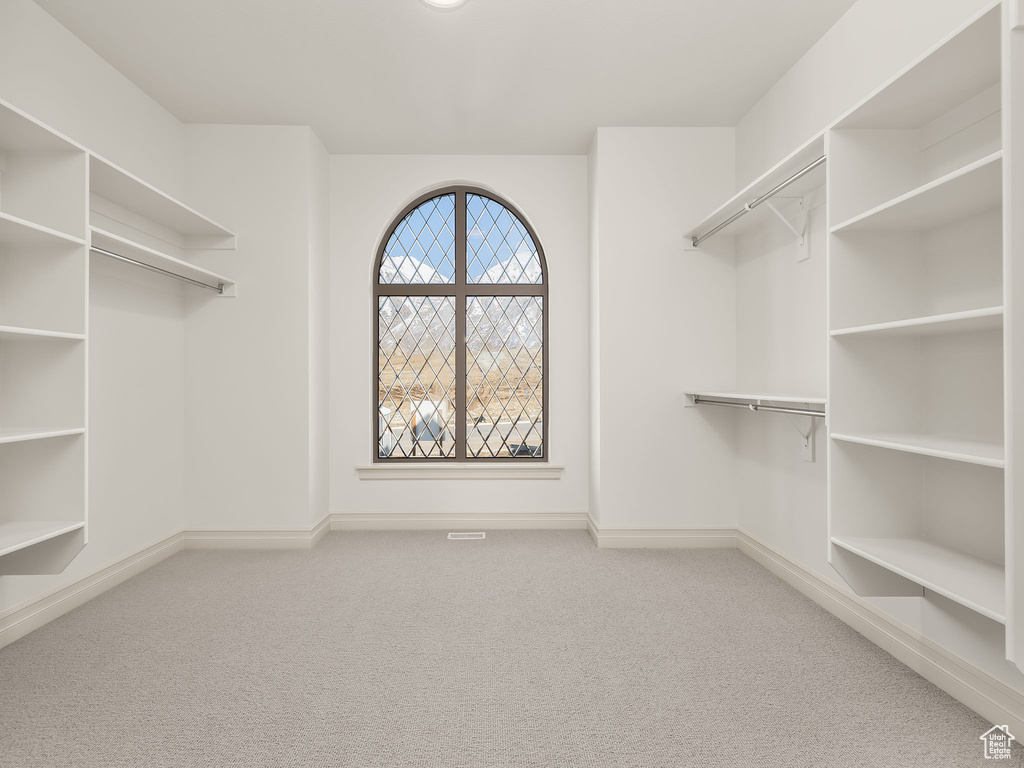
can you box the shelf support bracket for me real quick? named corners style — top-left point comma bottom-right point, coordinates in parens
top-left (764, 200), bottom-right (809, 262)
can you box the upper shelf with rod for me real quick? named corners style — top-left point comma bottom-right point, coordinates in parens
top-left (90, 228), bottom-right (236, 297)
top-left (684, 134), bottom-right (826, 249)
top-left (89, 154), bottom-right (236, 250)
top-left (684, 390), bottom-right (826, 418)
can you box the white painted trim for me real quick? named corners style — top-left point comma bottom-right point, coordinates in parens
top-left (183, 515), bottom-right (333, 550)
top-left (356, 464), bottom-right (564, 480)
top-left (0, 532), bottom-right (184, 650)
top-left (737, 529), bottom-right (1024, 734)
top-left (310, 515), bottom-right (332, 546)
top-left (331, 511), bottom-right (587, 530)
top-left (586, 515), bottom-right (737, 549)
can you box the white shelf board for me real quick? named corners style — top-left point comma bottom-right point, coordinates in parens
top-left (0, 326), bottom-right (85, 342)
top-left (685, 390), bottom-right (826, 405)
top-left (0, 211), bottom-right (86, 248)
top-left (830, 535), bottom-right (1004, 623)
top-left (0, 427), bottom-right (85, 446)
top-left (89, 155), bottom-right (234, 238)
top-left (0, 520), bottom-right (85, 558)
top-left (90, 227), bottom-right (235, 293)
top-left (830, 152), bottom-right (1002, 233)
top-left (0, 99), bottom-right (83, 153)
top-left (835, 5), bottom-right (1000, 129)
top-left (831, 306), bottom-right (1003, 338)
top-left (831, 431), bottom-right (1004, 468)
top-left (685, 134), bottom-right (825, 241)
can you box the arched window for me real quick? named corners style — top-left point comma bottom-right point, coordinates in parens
top-left (374, 186), bottom-right (547, 461)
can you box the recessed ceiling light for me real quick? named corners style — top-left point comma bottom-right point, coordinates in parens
top-left (421, 0), bottom-right (467, 9)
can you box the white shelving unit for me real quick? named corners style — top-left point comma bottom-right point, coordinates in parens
top-left (89, 155), bottom-right (235, 246)
top-left (88, 155), bottom-right (238, 298)
top-left (684, 390), bottom-right (825, 406)
top-left (685, 134), bottom-right (826, 246)
top-left (0, 212), bottom-right (86, 248)
top-left (827, 4), bottom-right (1011, 649)
top-left (0, 99), bottom-right (88, 574)
top-left (830, 306), bottom-right (1004, 337)
top-left (0, 520), bottom-right (86, 558)
top-left (829, 151), bottom-right (1002, 233)
top-left (830, 432), bottom-right (1004, 468)
top-left (830, 535), bottom-right (1005, 623)
top-left (91, 227), bottom-right (236, 297)
top-left (682, 134), bottom-right (828, 464)
top-left (0, 427), bottom-right (87, 445)
top-left (0, 96), bottom-right (237, 575)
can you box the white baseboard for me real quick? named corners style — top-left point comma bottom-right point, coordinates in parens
top-left (0, 532), bottom-right (185, 650)
top-left (184, 515), bottom-right (332, 550)
top-left (737, 529), bottom-right (1024, 734)
top-left (586, 515), bottom-right (736, 548)
top-left (330, 511), bottom-right (588, 530)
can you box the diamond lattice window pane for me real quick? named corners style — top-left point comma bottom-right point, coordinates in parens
top-left (379, 194), bottom-right (456, 284)
top-left (378, 296), bottom-right (457, 458)
top-left (466, 296), bottom-right (543, 458)
top-left (466, 194), bottom-right (543, 285)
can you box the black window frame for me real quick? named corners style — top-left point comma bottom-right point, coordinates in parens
top-left (372, 185), bottom-right (549, 463)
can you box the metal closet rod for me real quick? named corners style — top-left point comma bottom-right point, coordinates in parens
top-left (693, 396), bottom-right (825, 419)
top-left (690, 155), bottom-right (827, 248)
top-left (90, 246), bottom-right (224, 295)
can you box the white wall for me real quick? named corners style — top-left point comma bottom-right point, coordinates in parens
top-left (308, 133), bottom-right (331, 529)
top-left (183, 124), bottom-right (328, 532)
top-left (736, 0), bottom-right (993, 186)
top-left (329, 155), bottom-right (589, 517)
top-left (0, 0), bottom-right (187, 614)
top-left (732, 195), bottom-right (833, 566)
top-left (588, 128), bottom-right (737, 529)
top-left (587, 137), bottom-right (603, 523)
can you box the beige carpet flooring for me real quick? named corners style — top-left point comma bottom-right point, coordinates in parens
top-left (0, 530), bottom-right (1013, 766)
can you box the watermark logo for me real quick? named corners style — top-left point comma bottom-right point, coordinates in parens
top-left (980, 725), bottom-right (1015, 760)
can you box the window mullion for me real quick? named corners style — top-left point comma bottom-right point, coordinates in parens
top-left (455, 190), bottom-right (468, 460)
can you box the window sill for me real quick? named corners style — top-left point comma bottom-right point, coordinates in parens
top-left (356, 464), bottom-right (564, 481)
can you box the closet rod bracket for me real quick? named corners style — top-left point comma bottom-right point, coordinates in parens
top-left (764, 199), bottom-right (810, 261)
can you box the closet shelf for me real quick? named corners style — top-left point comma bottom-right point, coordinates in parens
top-left (831, 432), bottom-right (1004, 468)
top-left (0, 427), bottom-right (85, 446)
top-left (835, 6), bottom-right (999, 130)
top-left (684, 135), bottom-right (825, 243)
top-left (0, 98), bottom-right (82, 153)
top-left (90, 227), bottom-right (236, 296)
top-left (89, 155), bottom-right (235, 241)
top-left (0, 520), bottom-right (85, 558)
top-left (685, 390), bottom-right (825, 406)
top-left (829, 151), bottom-right (1002, 233)
top-left (830, 535), bottom-right (1004, 623)
top-left (0, 211), bottom-right (86, 248)
top-left (0, 326), bottom-right (85, 342)
top-left (831, 306), bottom-right (1003, 338)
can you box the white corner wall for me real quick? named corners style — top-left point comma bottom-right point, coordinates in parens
top-left (736, 0), bottom-right (995, 186)
top-left (588, 128), bottom-right (738, 529)
top-left (308, 133), bottom-right (331, 529)
top-left (183, 124), bottom-right (329, 533)
top-left (329, 155), bottom-right (589, 518)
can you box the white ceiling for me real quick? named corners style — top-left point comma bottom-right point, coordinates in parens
top-left (35, 0), bottom-right (856, 155)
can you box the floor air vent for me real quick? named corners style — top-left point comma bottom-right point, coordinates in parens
top-left (448, 532), bottom-right (486, 540)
